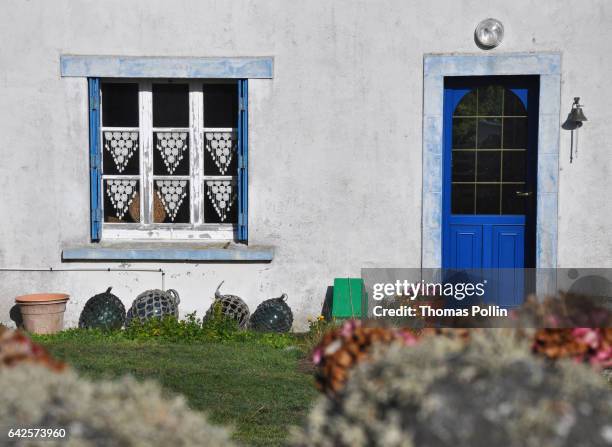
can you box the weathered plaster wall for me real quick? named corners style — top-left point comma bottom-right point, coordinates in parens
top-left (0, 0), bottom-right (611, 328)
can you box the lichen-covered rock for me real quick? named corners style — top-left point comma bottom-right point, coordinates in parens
top-left (0, 365), bottom-right (235, 447)
top-left (293, 330), bottom-right (612, 447)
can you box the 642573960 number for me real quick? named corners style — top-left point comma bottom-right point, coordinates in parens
top-left (7, 428), bottom-right (67, 439)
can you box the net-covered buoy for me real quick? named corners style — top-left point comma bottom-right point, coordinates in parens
top-left (204, 281), bottom-right (250, 328)
top-left (125, 289), bottom-right (180, 325)
top-left (249, 294), bottom-right (293, 333)
top-left (78, 287), bottom-right (126, 330)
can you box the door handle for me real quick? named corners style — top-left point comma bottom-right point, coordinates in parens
top-left (515, 191), bottom-right (533, 197)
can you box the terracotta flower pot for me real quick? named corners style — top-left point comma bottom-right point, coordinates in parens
top-left (15, 293), bottom-right (70, 334)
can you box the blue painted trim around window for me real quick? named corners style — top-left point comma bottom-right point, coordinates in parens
top-left (422, 53), bottom-right (561, 269)
top-left (88, 78), bottom-right (102, 242)
top-left (237, 80), bottom-right (249, 242)
top-left (61, 55), bottom-right (274, 79)
top-left (62, 247), bottom-right (273, 262)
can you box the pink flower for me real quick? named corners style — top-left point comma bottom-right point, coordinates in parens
top-left (312, 347), bottom-right (323, 365)
top-left (572, 328), bottom-right (600, 349)
top-left (397, 330), bottom-right (418, 346)
top-left (340, 320), bottom-right (359, 338)
top-left (591, 346), bottom-right (612, 368)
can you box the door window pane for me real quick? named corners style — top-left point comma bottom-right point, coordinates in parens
top-left (502, 185), bottom-right (526, 215)
top-left (454, 90), bottom-right (476, 116)
top-left (503, 118), bottom-right (528, 149)
top-left (503, 151), bottom-right (526, 182)
top-left (477, 85), bottom-right (503, 116)
top-left (452, 184), bottom-right (475, 214)
top-left (452, 151), bottom-right (475, 182)
top-left (477, 118), bottom-right (501, 148)
top-left (477, 151), bottom-right (501, 182)
top-left (452, 118), bottom-right (476, 149)
top-left (476, 184), bottom-right (500, 214)
top-left (504, 89), bottom-right (527, 116)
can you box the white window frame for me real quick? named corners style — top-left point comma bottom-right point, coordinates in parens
top-left (100, 78), bottom-right (237, 241)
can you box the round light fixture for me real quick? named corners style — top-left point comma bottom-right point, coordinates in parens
top-left (474, 18), bottom-right (504, 49)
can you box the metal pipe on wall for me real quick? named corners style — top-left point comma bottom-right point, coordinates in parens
top-left (0, 267), bottom-right (166, 290)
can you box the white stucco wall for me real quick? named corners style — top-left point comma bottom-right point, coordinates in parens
top-left (0, 0), bottom-right (611, 328)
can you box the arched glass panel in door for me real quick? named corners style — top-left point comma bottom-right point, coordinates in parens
top-left (451, 86), bottom-right (528, 215)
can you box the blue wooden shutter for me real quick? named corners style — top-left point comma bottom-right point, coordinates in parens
top-left (88, 78), bottom-right (102, 242)
top-left (237, 79), bottom-right (248, 242)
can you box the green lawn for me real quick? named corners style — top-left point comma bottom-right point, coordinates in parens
top-left (39, 338), bottom-right (318, 446)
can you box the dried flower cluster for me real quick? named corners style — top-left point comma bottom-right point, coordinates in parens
top-left (516, 292), bottom-right (612, 328)
top-left (0, 326), bottom-right (65, 371)
top-left (311, 320), bottom-right (418, 395)
top-left (311, 320), bottom-right (481, 395)
top-left (533, 328), bottom-right (612, 368)
top-left (293, 329), bottom-right (612, 447)
top-left (0, 365), bottom-right (236, 447)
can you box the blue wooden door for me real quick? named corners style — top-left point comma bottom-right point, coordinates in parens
top-left (442, 76), bottom-right (539, 306)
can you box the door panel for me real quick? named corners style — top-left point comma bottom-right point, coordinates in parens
top-left (492, 225), bottom-right (524, 268)
top-left (442, 76), bottom-right (539, 306)
top-left (449, 225), bottom-right (482, 269)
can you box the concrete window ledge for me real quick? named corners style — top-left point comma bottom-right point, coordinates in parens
top-left (62, 244), bottom-right (273, 263)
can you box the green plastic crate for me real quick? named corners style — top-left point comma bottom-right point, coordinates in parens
top-left (332, 278), bottom-right (367, 318)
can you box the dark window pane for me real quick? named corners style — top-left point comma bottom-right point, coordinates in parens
top-left (102, 131), bottom-right (139, 175)
top-left (504, 90), bottom-right (527, 116)
top-left (205, 180), bottom-right (237, 223)
top-left (204, 131), bottom-right (238, 176)
top-left (454, 90), bottom-right (476, 116)
top-left (476, 151), bottom-right (501, 182)
top-left (452, 118), bottom-right (476, 149)
top-left (476, 184), bottom-right (500, 214)
top-left (452, 151), bottom-right (475, 182)
top-left (502, 184), bottom-right (526, 215)
top-left (154, 179), bottom-right (190, 223)
top-left (103, 179), bottom-right (139, 223)
top-left (102, 83), bottom-right (139, 127)
top-left (204, 83), bottom-right (238, 128)
top-left (503, 151), bottom-right (526, 182)
top-left (452, 184), bottom-right (474, 214)
top-left (154, 131), bottom-right (190, 175)
top-left (503, 118), bottom-right (528, 149)
top-left (477, 118), bottom-right (501, 148)
top-left (478, 85), bottom-right (503, 116)
top-left (153, 84), bottom-right (189, 127)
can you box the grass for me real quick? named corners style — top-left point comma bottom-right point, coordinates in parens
top-left (38, 335), bottom-right (319, 447)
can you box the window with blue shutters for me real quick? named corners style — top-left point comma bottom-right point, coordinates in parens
top-left (88, 78), bottom-right (248, 242)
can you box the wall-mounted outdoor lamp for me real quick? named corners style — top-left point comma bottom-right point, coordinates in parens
top-left (474, 18), bottom-right (504, 49)
top-left (563, 97), bottom-right (587, 163)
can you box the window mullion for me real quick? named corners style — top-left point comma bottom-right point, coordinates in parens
top-left (140, 81), bottom-right (153, 225)
top-left (190, 81), bottom-right (204, 225)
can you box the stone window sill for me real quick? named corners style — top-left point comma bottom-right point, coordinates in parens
top-left (62, 243), bottom-right (273, 263)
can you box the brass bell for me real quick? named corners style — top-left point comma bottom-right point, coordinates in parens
top-left (569, 97), bottom-right (587, 125)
